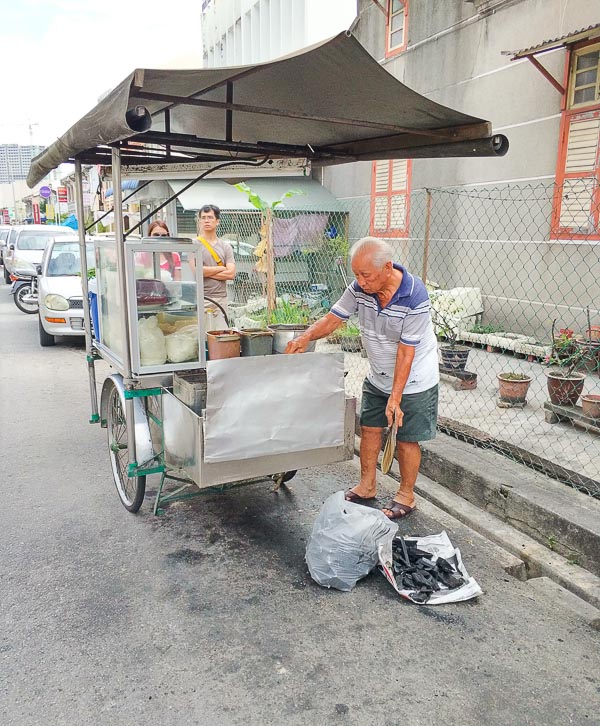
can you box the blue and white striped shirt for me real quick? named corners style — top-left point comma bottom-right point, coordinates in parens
top-left (331, 264), bottom-right (439, 394)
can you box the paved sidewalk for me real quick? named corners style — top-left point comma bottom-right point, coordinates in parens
top-left (318, 341), bottom-right (600, 490)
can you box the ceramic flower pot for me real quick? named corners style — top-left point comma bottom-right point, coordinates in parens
top-left (581, 394), bottom-right (600, 420)
top-left (545, 369), bottom-right (585, 406)
top-left (440, 344), bottom-right (470, 372)
top-left (497, 373), bottom-right (532, 404)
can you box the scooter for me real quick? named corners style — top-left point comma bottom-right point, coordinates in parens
top-left (11, 265), bottom-right (40, 314)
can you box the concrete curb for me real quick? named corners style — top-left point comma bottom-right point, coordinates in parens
top-left (419, 433), bottom-right (600, 577)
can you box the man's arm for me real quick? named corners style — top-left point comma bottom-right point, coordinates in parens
top-left (385, 343), bottom-right (416, 427)
top-left (285, 313), bottom-right (345, 353)
top-left (203, 262), bottom-right (236, 280)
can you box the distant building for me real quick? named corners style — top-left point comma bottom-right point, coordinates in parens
top-left (201, 0), bottom-right (354, 67)
top-left (0, 144), bottom-right (45, 185)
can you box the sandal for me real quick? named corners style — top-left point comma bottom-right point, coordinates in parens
top-left (345, 488), bottom-right (376, 504)
top-left (383, 501), bottom-right (415, 520)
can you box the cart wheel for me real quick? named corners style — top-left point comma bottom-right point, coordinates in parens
top-left (107, 384), bottom-right (146, 513)
top-left (271, 470), bottom-right (297, 491)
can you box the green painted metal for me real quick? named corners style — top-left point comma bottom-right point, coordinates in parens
top-left (124, 387), bottom-right (162, 399)
top-left (89, 414), bottom-right (100, 424)
top-left (127, 461), bottom-right (139, 477)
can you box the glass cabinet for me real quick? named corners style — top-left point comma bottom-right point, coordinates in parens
top-left (94, 236), bottom-right (205, 375)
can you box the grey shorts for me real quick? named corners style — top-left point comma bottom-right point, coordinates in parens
top-left (359, 378), bottom-right (438, 442)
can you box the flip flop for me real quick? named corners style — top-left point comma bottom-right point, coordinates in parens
top-left (383, 501), bottom-right (416, 520)
top-left (345, 488), bottom-right (376, 504)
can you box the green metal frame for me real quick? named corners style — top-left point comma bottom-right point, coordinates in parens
top-left (115, 385), bottom-right (287, 515)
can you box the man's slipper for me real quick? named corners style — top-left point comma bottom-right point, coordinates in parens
top-left (383, 501), bottom-right (415, 520)
top-left (345, 489), bottom-right (376, 504)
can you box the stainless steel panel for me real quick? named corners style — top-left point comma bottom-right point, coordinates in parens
top-left (203, 352), bottom-right (346, 464)
top-left (161, 389), bottom-right (356, 490)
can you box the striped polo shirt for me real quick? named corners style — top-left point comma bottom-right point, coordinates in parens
top-left (331, 264), bottom-right (439, 395)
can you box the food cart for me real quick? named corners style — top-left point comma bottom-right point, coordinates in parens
top-left (27, 32), bottom-right (507, 514)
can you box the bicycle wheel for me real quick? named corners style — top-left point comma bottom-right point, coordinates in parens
top-left (107, 383), bottom-right (146, 513)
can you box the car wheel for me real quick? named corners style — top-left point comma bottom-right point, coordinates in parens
top-left (38, 316), bottom-right (55, 347)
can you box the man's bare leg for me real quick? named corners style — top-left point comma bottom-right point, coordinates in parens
top-left (346, 426), bottom-right (383, 499)
top-left (382, 441), bottom-right (421, 516)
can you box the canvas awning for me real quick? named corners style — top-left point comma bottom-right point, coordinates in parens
top-left (170, 177), bottom-right (340, 212)
top-left (27, 32), bottom-right (508, 188)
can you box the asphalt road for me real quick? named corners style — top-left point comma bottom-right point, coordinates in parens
top-left (1, 278), bottom-right (599, 726)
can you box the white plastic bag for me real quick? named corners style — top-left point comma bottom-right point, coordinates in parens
top-left (306, 491), bottom-right (398, 591)
top-left (166, 325), bottom-right (199, 363)
top-left (138, 316), bottom-right (167, 366)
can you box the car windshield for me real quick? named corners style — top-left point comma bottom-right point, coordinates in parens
top-left (0, 230), bottom-right (9, 242)
top-left (46, 242), bottom-right (95, 277)
top-left (18, 230), bottom-right (71, 251)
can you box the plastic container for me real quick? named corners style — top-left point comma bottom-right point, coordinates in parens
top-left (240, 328), bottom-right (273, 357)
top-left (207, 329), bottom-right (240, 360)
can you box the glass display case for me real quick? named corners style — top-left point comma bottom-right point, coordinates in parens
top-left (94, 236), bottom-right (205, 375)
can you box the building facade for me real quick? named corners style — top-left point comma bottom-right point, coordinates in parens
top-left (322, 0), bottom-right (600, 336)
top-left (0, 144), bottom-right (45, 185)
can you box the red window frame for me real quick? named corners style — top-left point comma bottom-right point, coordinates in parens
top-left (370, 159), bottom-right (412, 238)
top-left (551, 40), bottom-right (600, 240)
top-left (385, 0), bottom-right (408, 59)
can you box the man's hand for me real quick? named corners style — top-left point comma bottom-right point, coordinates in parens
top-left (385, 396), bottom-right (403, 428)
top-left (285, 336), bottom-right (310, 354)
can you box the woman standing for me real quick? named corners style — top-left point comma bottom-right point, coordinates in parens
top-left (148, 220), bottom-right (181, 281)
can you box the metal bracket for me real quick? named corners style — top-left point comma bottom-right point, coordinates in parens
top-left (124, 387), bottom-right (162, 399)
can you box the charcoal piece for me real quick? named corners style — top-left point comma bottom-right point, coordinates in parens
top-left (410, 591), bottom-right (431, 604)
top-left (436, 557), bottom-right (456, 574)
top-left (415, 557), bottom-right (436, 571)
top-left (437, 570), bottom-right (465, 589)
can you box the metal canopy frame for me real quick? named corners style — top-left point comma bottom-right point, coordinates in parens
top-left (31, 31), bottom-right (511, 502)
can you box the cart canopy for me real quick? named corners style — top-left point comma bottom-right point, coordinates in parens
top-left (27, 32), bottom-right (507, 188)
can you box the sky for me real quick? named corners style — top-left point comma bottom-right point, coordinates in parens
top-left (0, 0), bottom-right (357, 147)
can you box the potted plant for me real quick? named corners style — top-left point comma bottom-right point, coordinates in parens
top-left (551, 327), bottom-right (576, 361)
top-left (430, 291), bottom-right (469, 372)
top-left (545, 319), bottom-right (587, 406)
top-left (337, 322), bottom-right (363, 353)
top-left (572, 308), bottom-right (600, 374)
top-left (497, 372), bottom-right (532, 405)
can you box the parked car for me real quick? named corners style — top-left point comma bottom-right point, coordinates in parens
top-left (3, 224), bottom-right (72, 284)
top-left (38, 237), bottom-right (95, 347)
top-left (0, 225), bottom-right (11, 266)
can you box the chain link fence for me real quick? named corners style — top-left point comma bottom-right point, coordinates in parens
top-left (183, 180), bottom-right (600, 497)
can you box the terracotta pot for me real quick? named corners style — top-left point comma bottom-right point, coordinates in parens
top-left (207, 329), bottom-right (240, 360)
top-left (581, 394), bottom-right (600, 420)
top-left (497, 374), bottom-right (532, 404)
top-left (587, 325), bottom-right (600, 342)
top-left (545, 369), bottom-right (585, 406)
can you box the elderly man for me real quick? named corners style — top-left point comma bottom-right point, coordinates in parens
top-left (286, 236), bottom-right (439, 519)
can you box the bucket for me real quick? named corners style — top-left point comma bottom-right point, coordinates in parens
top-left (240, 328), bottom-right (273, 356)
top-left (268, 324), bottom-right (316, 354)
top-left (88, 291), bottom-right (99, 339)
top-left (207, 329), bottom-right (240, 360)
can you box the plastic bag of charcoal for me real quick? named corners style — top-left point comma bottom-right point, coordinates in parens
top-left (377, 531), bottom-right (482, 605)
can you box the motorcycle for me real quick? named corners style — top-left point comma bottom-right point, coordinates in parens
top-left (11, 265), bottom-right (40, 314)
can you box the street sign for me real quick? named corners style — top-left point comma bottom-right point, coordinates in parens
top-left (33, 203), bottom-right (41, 224)
top-left (58, 187), bottom-right (68, 203)
top-left (39, 185), bottom-right (51, 199)
top-left (2, 209), bottom-right (9, 223)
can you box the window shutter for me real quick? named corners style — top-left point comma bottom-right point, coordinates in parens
top-left (557, 114), bottom-right (600, 233)
top-left (374, 160), bottom-right (390, 192)
top-left (392, 159), bottom-right (408, 189)
top-left (564, 117), bottom-right (600, 172)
